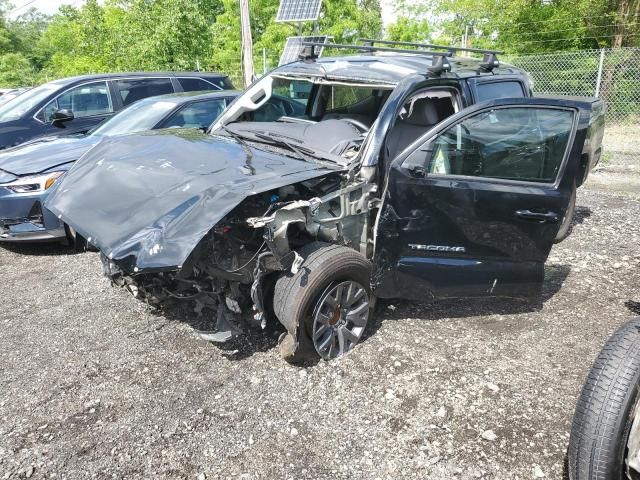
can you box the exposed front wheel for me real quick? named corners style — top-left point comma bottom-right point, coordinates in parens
top-left (273, 242), bottom-right (373, 363)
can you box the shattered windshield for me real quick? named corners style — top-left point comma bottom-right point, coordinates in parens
top-left (212, 73), bottom-right (394, 162)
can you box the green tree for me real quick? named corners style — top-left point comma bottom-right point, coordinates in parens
top-left (0, 52), bottom-right (35, 86)
top-left (209, 0), bottom-right (383, 85)
top-left (386, 16), bottom-right (431, 42)
top-left (35, 0), bottom-right (223, 79)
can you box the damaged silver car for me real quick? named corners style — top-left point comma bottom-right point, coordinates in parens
top-left (46, 40), bottom-right (605, 362)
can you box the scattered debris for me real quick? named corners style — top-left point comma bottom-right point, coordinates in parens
top-left (485, 383), bottom-right (500, 393)
top-left (481, 430), bottom-right (498, 442)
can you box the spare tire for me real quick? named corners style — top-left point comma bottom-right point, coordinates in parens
top-left (568, 317), bottom-right (640, 479)
top-left (274, 242), bottom-right (372, 363)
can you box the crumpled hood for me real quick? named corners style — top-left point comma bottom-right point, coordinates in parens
top-left (0, 135), bottom-right (99, 177)
top-left (45, 129), bottom-right (339, 272)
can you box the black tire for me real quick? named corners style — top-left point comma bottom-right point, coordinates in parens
top-left (273, 242), bottom-right (372, 363)
top-left (568, 317), bottom-right (640, 480)
top-left (64, 224), bottom-right (88, 253)
top-left (554, 184), bottom-right (576, 243)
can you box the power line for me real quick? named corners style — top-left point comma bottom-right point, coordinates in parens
top-left (497, 12), bottom-right (640, 28)
top-left (512, 31), bottom-right (640, 45)
top-left (494, 22), bottom-right (640, 38)
top-left (7, 0), bottom-right (37, 15)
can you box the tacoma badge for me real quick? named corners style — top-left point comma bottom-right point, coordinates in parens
top-left (409, 244), bottom-right (466, 253)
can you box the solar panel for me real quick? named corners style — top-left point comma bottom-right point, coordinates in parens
top-left (278, 36), bottom-right (328, 66)
top-left (276, 0), bottom-right (323, 22)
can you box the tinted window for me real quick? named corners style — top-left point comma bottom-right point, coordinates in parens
top-left (179, 78), bottom-right (220, 92)
top-left (116, 78), bottom-right (174, 106)
top-left (405, 107), bottom-right (574, 183)
top-left (162, 99), bottom-right (227, 129)
top-left (207, 76), bottom-right (233, 90)
top-left (476, 81), bottom-right (525, 102)
top-left (41, 81), bottom-right (113, 121)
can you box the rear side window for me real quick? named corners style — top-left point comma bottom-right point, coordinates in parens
top-left (116, 78), bottom-right (174, 106)
top-left (209, 76), bottom-right (234, 90)
top-left (179, 78), bottom-right (221, 92)
top-left (476, 81), bottom-right (525, 102)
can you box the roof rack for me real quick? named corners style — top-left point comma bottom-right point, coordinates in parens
top-left (360, 38), bottom-right (503, 57)
top-left (300, 41), bottom-right (455, 76)
top-left (300, 41), bottom-right (452, 58)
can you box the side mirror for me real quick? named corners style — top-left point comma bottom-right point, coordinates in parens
top-left (51, 109), bottom-right (74, 125)
top-left (402, 145), bottom-right (434, 178)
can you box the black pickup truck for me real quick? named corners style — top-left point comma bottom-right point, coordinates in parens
top-left (46, 40), bottom-right (605, 363)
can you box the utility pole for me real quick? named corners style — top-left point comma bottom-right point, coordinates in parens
top-left (462, 25), bottom-right (469, 54)
top-left (239, 0), bottom-right (255, 87)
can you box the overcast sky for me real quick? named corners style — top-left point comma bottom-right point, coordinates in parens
top-left (9, 0), bottom-right (397, 24)
top-left (7, 0), bottom-right (79, 18)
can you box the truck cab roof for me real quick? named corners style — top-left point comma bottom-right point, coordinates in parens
top-left (276, 52), bottom-right (525, 85)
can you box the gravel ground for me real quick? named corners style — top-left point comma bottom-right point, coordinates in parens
top-left (1, 179), bottom-right (639, 480)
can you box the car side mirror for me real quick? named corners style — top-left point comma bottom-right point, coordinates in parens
top-left (402, 145), bottom-right (434, 178)
top-left (51, 109), bottom-right (74, 125)
top-left (408, 165), bottom-right (427, 178)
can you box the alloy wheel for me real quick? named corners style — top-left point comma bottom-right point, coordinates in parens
top-left (311, 280), bottom-right (370, 360)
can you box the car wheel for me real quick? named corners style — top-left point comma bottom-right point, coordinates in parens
top-left (273, 242), bottom-right (373, 363)
top-left (568, 317), bottom-right (640, 480)
top-left (554, 184), bottom-right (576, 243)
top-left (64, 224), bottom-right (88, 253)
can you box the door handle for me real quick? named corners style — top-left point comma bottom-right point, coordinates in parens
top-left (515, 209), bottom-right (559, 223)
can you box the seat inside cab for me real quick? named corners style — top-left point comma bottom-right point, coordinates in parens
top-left (385, 90), bottom-right (458, 161)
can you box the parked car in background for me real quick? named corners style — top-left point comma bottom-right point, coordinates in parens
top-left (0, 87), bottom-right (31, 106)
top-left (0, 72), bottom-right (233, 150)
top-left (0, 90), bottom-right (238, 248)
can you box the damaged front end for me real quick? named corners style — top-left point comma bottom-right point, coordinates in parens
top-left (96, 168), bottom-right (377, 344)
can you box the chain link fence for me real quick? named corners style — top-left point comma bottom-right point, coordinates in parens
top-left (508, 48), bottom-right (640, 168)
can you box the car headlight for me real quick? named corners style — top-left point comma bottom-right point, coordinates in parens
top-left (2, 171), bottom-right (64, 194)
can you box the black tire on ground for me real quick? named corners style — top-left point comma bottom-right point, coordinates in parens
top-left (568, 317), bottom-right (640, 480)
top-left (554, 184), bottom-right (577, 243)
top-left (273, 242), bottom-right (372, 363)
top-left (64, 224), bottom-right (89, 253)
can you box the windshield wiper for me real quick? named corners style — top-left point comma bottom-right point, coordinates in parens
top-left (252, 131), bottom-right (343, 167)
top-left (219, 125), bottom-right (342, 168)
top-left (250, 132), bottom-right (325, 164)
top-left (219, 125), bottom-right (255, 171)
